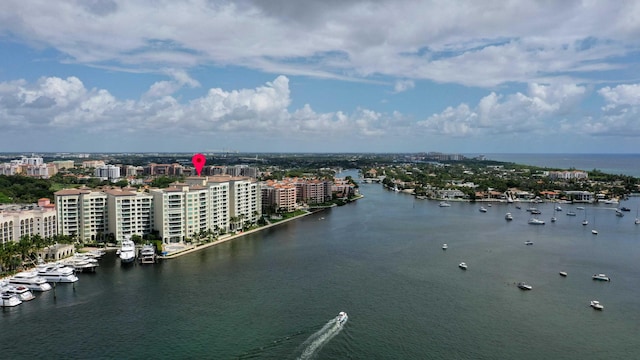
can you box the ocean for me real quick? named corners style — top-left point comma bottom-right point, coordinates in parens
top-left (479, 153), bottom-right (640, 178)
top-left (2, 166), bottom-right (640, 359)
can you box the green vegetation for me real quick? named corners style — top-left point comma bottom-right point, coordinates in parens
top-left (0, 234), bottom-right (76, 275)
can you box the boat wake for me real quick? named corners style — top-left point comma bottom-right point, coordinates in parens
top-left (296, 314), bottom-right (347, 360)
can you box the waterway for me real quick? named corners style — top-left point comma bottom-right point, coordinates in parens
top-left (3, 170), bottom-right (640, 359)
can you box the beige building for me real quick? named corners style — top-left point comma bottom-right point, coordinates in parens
top-left (106, 189), bottom-right (153, 242)
top-left (0, 199), bottom-right (57, 244)
top-left (55, 188), bottom-right (108, 242)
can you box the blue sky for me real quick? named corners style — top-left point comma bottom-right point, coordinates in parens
top-left (1, 0), bottom-right (640, 153)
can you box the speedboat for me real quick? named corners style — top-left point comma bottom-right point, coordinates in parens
top-left (620, 207), bottom-right (631, 212)
top-left (592, 229), bottom-right (598, 235)
top-left (8, 271), bottom-right (52, 292)
top-left (592, 273), bottom-right (610, 281)
top-left (505, 213), bottom-right (513, 221)
top-left (439, 201), bottom-right (451, 207)
top-left (1, 292), bottom-right (22, 307)
top-left (517, 282), bottom-right (533, 290)
top-left (528, 218), bottom-right (545, 225)
top-left (559, 271), bottom-right (568, 277)
top-left (615, 210), bottom-right (624, 217)
top-left (555, 206), bottom-right (562, 211)
top-left (479, 207), bottom-right (487, 213)
top-left (590, 300), bottom-right (604, 310)
top-left (442, 243), bottom-right (448, 250)
top-left (119, 238), bottom-right (136, 264)
top-left (524, 240), bottom-right (534, 245)
top-left (336, 311), bottom-right (348, 326)
top-left (566, 211), bottom-right (577, 216)
top-left (551, 216), bottom-right (557, 222)
top-left (576, 206), bottom-right (585, 210)
top-left (36, 263), bottom-right (79, 283)
top-left (458, 262), bottom-right (467, 270)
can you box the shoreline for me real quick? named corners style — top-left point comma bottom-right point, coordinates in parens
top-left (159, 209), bottom-right (320, 259)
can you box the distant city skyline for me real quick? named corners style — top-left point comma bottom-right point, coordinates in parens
top-left (2, 1), bottom-right (640, 153)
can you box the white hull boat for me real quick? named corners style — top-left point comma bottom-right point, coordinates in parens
top-left (119, 239), bottom-right (136, 264)
top-left (8, 271), bottom-right (52, 292)
top-left (590, 300), bottom-right (604, 310)
top-left (592, 273), bottom-right (610, 281)
top-left (36, 263), bottom-right (79, 283)
top-left (1, 292), bottom-right (22, 307)
top-left (336, 311), bottom-right (348, 326)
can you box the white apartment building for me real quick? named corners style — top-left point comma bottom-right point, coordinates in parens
top-left (228, 177), bottom-right (261, 230)
top-left (151, 186), bottom-right (188, 244)
top-left (95, 164), bottom-right (121, 182)
top-left (0, 200), bottom-right (57, 244)
top-left (106, 189), bottom-right (153, 242)
top-left (55, 189), bottom-right (108, 242)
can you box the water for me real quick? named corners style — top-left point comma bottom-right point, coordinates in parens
top-left (3, 170), bottom-right (640, 359)
top-left (480, 153), bottom-right (640, 178)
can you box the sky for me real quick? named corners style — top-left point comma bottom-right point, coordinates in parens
top-left (1, 0), bottom-right (640, 154)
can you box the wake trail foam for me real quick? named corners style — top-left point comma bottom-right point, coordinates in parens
top-left (297, 318), bottom-right (344, 360)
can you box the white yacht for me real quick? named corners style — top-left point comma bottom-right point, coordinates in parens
top-left (336, 311), bottom-right (348, 326)
top-left (592, 273), bottom-right (610, 281)
top-left (528, 218), bottom-right (545, 225)
top-left (62, 254), bottom-right (99, 273)
top-left (439, 201), bottom-right (451, 207)
top-left (590, 300), bottom-right (604, 310)
top-left (139, 244), bottom-right (157, 264)
top-left (119, 238), bottom-right (136, 264)
top-left (524, 240), bottom-right (534, 245)
top-left (1, 284), bottom-right (35, 301)
top-left (505, 213), bottom-right (513, 221)
top-left (517, 282), bottom-right (533, 290)
top-left (479, 207), bottom-right (487, 213)
top-left (442, 243), bottom-right (448, 250)
top-left (1, 292), bottom-right (22, 307)
top-left (8, 271), bottom-right (52, 292)
top-left (36, 263), bottom-right (79, 283)
top-left (458, 262), bottom-right (468, 270)
top-left (559, 271), bottom-right (568, 277)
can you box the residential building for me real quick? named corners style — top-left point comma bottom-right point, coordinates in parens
top-left (106, 189), bottom-right (153, 242)
top-left (0, 199), bottom-right (57, 244)
top-left (55, 188), bottom-right (108, 242)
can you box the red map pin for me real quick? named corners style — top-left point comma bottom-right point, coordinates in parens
top-left (192, 153), bottom-right (206, 176)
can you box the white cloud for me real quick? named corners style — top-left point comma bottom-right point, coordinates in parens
top-left (418, 83), bottom-right (588, 136)
top-left (598, 84), bottom-right (640, 109)
top-left (393, 80), bottom-right (415, 93)
top-left (2, 0), bottom-right (639, 88)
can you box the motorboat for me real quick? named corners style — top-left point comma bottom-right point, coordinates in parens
top-left (479, 207), bottom-right (487, 213)
top-left (336, 311), bottom-right (348, 326)
top-left (582, 219), bottom-right (589, 226)
top-left (551, 216), bottom-right (557, 222)
top-left (615, 210), bottom-right (624, 217)
top-left (439, 201), bottom-right (451, 207)
top-left (566, 211), bottom-right (577, 216)
top-left (36, 263), bottom-right (79, 283)
top-left (119, 238), bottom-right (136, 264)
top-left (442, 243), bottom-right (448, 250)
top-left (555, 206), bottom-right (562, 211)
top-left (505, 213), bottom-right (513, 221)
top-left (602, 199), bottom-right (619, 204)
top-left (590, 300), bottom-right (604, 310)
top-left (559, 271), bottom-right (568, 277)
top-left (139, 244), bottom-right (157, 264)
top-left (458, 262), bottom-right (468, 270)
top-left (8, 271), bottom-right (52, 292)
top-left (592, 273), bottom-right (610, 281)
top-left (620, 207), bottom-right (631, 212)
top-left (524, 240), bottom-right (534, 245)
top-left (576, 206), bottom-right (585, 210)
top-left (1, 292), bottom-right (22, 307)
top-left (517, 282), bottom-right (533, 290)
top-left (528, 218), bottom-right (545, 225)
top-left (592, 229), bottom-right (598, 235)
top-left (1, 283), bottom-right (35, 301)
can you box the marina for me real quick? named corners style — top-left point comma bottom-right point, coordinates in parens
top-left (3, 170), bottom-right (640, 359)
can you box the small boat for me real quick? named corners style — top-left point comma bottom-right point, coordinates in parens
top-left (1, 292), bottom-right (22, 307)
top-left (524, 240), bottom-right (534, 245)
top-left (439, 201), bottom-right (451, 207)
top-left (336, 311), bottom-right (348, 326)
top-left (517, 282), bottom-right (533, 290)
top-left (505, 213), bottom-right (513, 221)
top-left (555, 206), bottom-right (563, 211)
top-left (576, 206), bottom-right (585, 210)
top-left (566, 211), bottom-right (577, 216)
top-left (559, 271), bottom-right (568, 277)
top-left (590, 300), bottom-right (604, 310)
top-left (615, 210), bottom-right (624, 217)
top-left (592, 229), bottom-right (598, 235)
top-left (620, 207), bottom-right (631, 212)
top-left (442, 243), bottom-right (448, 250)
top-left (528, 218), bottom-right (545, 225)
top-left (458, 262), bottom-right (467, 270)
top-left (592, 273), bottom-right (610, 281)
top-left (551, 216), bottom-right (557, 222)
top-left (582, 219), bottom-right (589, 226)
top-left (479, 207), bottom-right (487, 213)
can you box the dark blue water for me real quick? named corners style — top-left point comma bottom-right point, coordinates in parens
top-left (3, 170), bottom-right (640, 359)
top-left (480, 153), bottom-right (640, 178)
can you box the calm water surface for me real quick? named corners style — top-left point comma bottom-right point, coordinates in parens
top-left (3, 170), bottom-right (640, 359)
